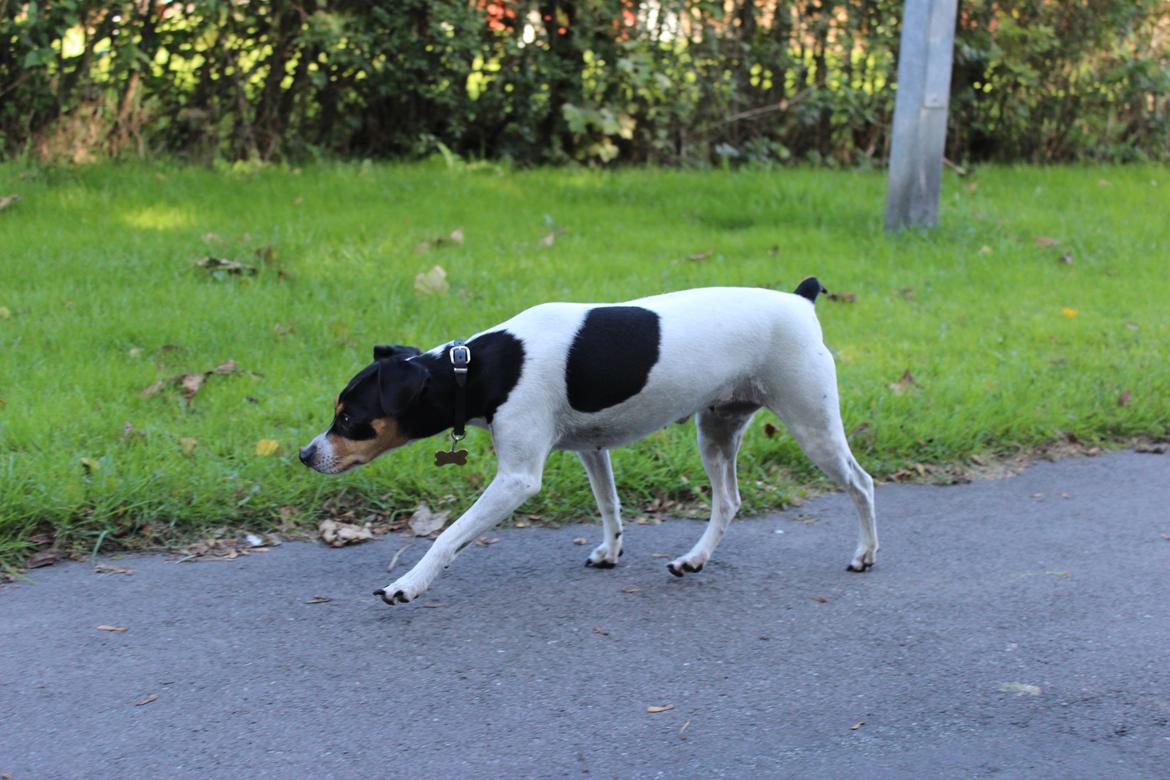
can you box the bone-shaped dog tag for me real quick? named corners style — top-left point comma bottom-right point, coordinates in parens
top-left (434, 448), bottom-right (469, 467)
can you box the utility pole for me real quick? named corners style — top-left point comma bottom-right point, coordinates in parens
top-left (884, 0), bottom-right (959, 231)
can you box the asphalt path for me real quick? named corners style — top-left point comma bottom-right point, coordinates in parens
top-left (2, 450), bottom-right (1169, 779)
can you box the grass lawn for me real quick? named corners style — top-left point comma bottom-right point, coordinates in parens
top-left (1, 160), bottom-right (1167, 567)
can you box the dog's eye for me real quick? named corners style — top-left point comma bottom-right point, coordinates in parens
top-left (339, 413), bottom-right (351, 425)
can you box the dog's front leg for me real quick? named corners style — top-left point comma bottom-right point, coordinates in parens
top-left (375, 468), bottom-right (543, 605)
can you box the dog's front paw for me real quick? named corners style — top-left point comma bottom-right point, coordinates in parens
top-left (373, 577), bottom-right (427, 606)
top-left (585, 539), bottom-right (622, 569)
top-left (666, 552), bottom-right (707, 577)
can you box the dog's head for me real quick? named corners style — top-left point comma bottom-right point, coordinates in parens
top-left (299, 344), bottom-right (428, 474)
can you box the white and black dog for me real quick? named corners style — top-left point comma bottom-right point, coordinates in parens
top-left (300, 279), bottom-right (877, 605)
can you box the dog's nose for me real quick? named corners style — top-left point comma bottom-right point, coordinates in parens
top-left (299, 443), bottom-right (317, 465)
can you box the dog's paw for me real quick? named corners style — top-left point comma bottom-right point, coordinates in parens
top-left (585, 540), bottom-right (622, 569)
top-left (373, 578), bottom-right (426, 606)
top-left (846, 547), bottom-right (877, 572)
top-left (666, 554), bottom-right (706, 577)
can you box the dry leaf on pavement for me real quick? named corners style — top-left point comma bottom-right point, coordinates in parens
top-left (27, 549), bottom-right (62, 568)
top-left (646, 704), bottom-right (674, 713)
top-left (135, 693), bottom-right (158, 706)
top-left (95, 565), bottom-right (133, 576)
top-left (318, 519), bottom-right (375, 547)
top-left (97, 625), bottom-right (128, 632)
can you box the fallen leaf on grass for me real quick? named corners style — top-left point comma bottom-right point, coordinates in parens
top-left (408, 503), bottom-right (450, 537)
top-left (318, 519), bottom-right (375, 547)
top-left (888, 369), bottom-right (918, 395)
top-left (97, 625), bottom-right (128, 632)
top-left (851, 721), bottom-right (865, 730)
top-left (827, 291), bottom-right (857, 303)
top-left (977, 245), bottom-right (993, 255)
top-left (180, 373), bottom-right (206, 401)
top-left (178, 437), bottom-right (198, 457)
top-left (255, 439), bottom-right (280, 456)
top-left (646, 704), bottom-right (674, 713)
top-left (80, 457), bottom-right (101, 475)
top-left (572, 537), bottom-right (588, 545)
top-left (539, 229), bottom-right (563, 247)
top-left (999, 682), bottom-right (1042, 696)
top-left (1117, 390), bottom-right (1132, 407)
top-left (1059, 253), bottom-right (1074, 265)
top-left (0, 306), bottom-right (10, 319)
top-left (415, 229), bottom-right (464, 254)
top-left (0, 193), bottom-right (23, 210)
top-left (763, 422), bottom-right (779, 438)
top-left (95, 565), bottom-right (133, 576)
top-left (305, 596), bottom-right (333, 604)
top-left (414, 265), bottom-right (450, 295)
top-left (141, 359), bottom-right (253, 403)
top-left (135, 693), bottom-right (158, 706)
top-left (1033, 236), bottom-right (1060, 247)
top-left (687, 250), bottom-right (713, 262)
top-left (192, 256), bottom-right (257, 275)
top-left (26, 549), bottom-right (61, 568)
top-left (1061, 307), bottom-right (1078, 318)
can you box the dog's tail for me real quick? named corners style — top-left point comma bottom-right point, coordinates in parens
top-left (793, 276), bottom-right (828, 303)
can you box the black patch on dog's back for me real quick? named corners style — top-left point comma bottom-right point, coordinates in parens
top-left (566, 306), bottom-right (661, 413)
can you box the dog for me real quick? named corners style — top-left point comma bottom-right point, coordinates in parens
top-left (299, 279), bottom-right (877, 605)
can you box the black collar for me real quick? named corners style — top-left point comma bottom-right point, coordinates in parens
top-left (448, 341), bottom-right (471, 438)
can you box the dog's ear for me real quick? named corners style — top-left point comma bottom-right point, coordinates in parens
top-left (373, 344), bottom-right (422, 361)
top-left (377, 358), bottom-right (429, 416)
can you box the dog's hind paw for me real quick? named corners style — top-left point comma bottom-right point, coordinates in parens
top-left (846, 547), bottom-right (877, 572)
top-left (666, 556), bottom-right (705, 577)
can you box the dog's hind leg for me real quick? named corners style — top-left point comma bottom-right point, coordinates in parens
top-left (667, 409), bottom-right (755, 577)
top-left (766, 358), bottom-right (878, 572)
top-left (579, 450), bottom-right (623, 568)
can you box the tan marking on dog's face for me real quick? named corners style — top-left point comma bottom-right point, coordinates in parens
top-left (325, 417), bottom-right (408, 471)
top-left (333, 397), bottom-right (343, 415)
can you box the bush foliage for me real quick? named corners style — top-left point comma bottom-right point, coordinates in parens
top-left (1, 1), bottom-right (1168, 164)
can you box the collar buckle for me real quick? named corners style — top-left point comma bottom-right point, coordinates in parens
top-left (449, 343), bottom-right (471, 375)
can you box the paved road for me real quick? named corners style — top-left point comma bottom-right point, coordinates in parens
top-left (2, 451), bottom-right (1169, 779)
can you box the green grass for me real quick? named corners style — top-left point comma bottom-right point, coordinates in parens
top-left (1, 160), bottom-right (1167, 566)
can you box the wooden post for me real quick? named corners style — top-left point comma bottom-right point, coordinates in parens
top-left (884, 0), bottom-right (959, 231)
